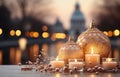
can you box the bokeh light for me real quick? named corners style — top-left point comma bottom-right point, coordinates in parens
top-left (33, 32), bottom-right (39, 38)
top-left (10, 30), bottom-right (15, 36)
top-left (108, 31), bottom-right (113, 37)
top-left (42, 32), bottom-right (49, 38)
top-left (114, 29), bottom-right (120, 36)
top-left (103, 31), bottom-right (108, 36)
top-left (55, 33), bottom-right (66, 39)
top-left (16, 30), bottom-right (21, 36)
top-left (42, 26), bottom-right (48, 31)
top-left (0, 28), bottom-right (3, 35)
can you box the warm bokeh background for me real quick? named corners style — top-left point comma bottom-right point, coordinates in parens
top-left (0, 0), bottom-right (120, 64)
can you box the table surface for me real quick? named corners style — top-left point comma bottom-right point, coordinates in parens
top-left (0, 65), bottom-right (120, 77)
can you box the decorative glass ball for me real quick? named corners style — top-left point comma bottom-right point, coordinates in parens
top-left (76, 21), bottom-right (111, 61)
top-left (58, 35), bottom-right (84, 64)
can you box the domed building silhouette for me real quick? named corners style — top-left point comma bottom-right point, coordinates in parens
top-left (52, 18), bottom-right (64, 33)
top-left (70, 1), bottom-right (86, 39)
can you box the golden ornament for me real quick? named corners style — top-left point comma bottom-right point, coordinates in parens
top-left (58, 35), bottom-right (84, 64)
top-left (76, 20), bottom-right (111, 61)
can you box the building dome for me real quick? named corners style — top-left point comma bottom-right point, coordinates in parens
top-left (52, 18), bottom-right (64, 33)
top-left (71, 2), bottom-right (84, 21)
top-left (70, 2), bottom-right (85, 39)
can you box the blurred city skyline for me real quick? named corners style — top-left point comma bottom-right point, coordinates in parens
top-left (2, 0), bottom-right (120, 30)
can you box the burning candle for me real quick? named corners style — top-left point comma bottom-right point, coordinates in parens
top-left (85, 48), bottom-right (100, 68)
top-left (102, 58), bottom-right (117, 70)
top-left (50, 57), bottom-right (65, 68)
top-left (69, 59), bottom-right (84, 70)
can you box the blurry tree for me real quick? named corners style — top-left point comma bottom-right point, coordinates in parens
top-left (16, 0), bottom-right (53, 21)
top-left (91, 0), bottom-right (120, 31)
top-left (15, 0), bottom-right (53, 35)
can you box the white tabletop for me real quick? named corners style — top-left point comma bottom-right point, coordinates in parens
top-left (0, 65), bottom-right (120, 77)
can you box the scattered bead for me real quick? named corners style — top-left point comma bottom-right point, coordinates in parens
top-left (63, 66), bottom-right (69, 73)
top-left (55, 68), bottom-right (60, 72)
top-left (94, 66), bottom-right (98, 69)
top-left (18, 63), bottom-right (22, 66)
top-left (48, 64), bottom-right (52, 67)
top-left (92, 67), bottom-right (95, 71)
top-left (36, 69), bottom-right (38, 71)
top-left (95, 72), bottom-right (99, 75)
top-left (70, 70), bottom-right (73, 74)
top-left (40, 70), bottom-right (43, 72)
top-left (87, 68), bottom-right (92, 72)
top-left (74, 67), bottom-right (77, 71)
top-left (45, 69), bottom-right (47, 72)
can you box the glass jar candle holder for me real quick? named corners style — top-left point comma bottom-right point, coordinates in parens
top-left (85, 51), bottom-right (100, 68)
top-left (102, 58), bottom-right (118, 70)
top-left (50, 58), bottom-right (65, 68)
top-left (69, 59), bottom-right (84, 71)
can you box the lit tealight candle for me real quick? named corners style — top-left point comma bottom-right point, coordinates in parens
top-left (102, 58), bottom-right (117, 70)
top-left (50, 57), bottom-right (65, 68)
top-left (69, 59), bottom-right (84, 70)
top-left (85, 48), bottom-right (100, 68)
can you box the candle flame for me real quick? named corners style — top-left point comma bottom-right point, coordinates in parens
top-left (91, 48), bottom-right (94, 54)
top-left (75, 59), bottom-right (77, 62)
top-left (107, 58), bottom-right (112, 62)
top-left (56, 56), bottom-right (59, 61)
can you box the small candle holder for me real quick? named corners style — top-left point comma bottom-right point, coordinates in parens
top-left (69, 59), bottom-right (84, 72)
top-left (85, 52), bottom-right (100, 68)
top-left (50, 58), bottom-right (65, 69)
top-left (102, 58), bottom-right (118, 70)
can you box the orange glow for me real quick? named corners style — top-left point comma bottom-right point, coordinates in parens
top-left (33, 32), bottom-right (39, 38)
top-left (18, 38), bottom-right (27, 50)
top-left (107, 58), bottom-right (112, 62)
top-left (15, 49), bottom-right (21, 64)
top-left (29, 44), bottom-right (39, 61)
top-left (16, 30), bottom-right (21, 36)
top-left (42, 26), bottom-right (48, 31)
top-left (75, 59), bottom-right (77, 62)
top-left (0, 51), bottom-right (2, 64)
top-left (10, 30), bottom-right (15, 36)
top-left (25, 32), bottom-right (29, 36)
top-left (42, 32), bottom-right (49, 38)
top-left (10, 48), bottom-right (16, 64)
top-left (42, 43), bottom-right (48, 54)
top-left (30, 32), bottom-right (34, 37)
top-left (56, 56), bottom-right (59, 61)
top-left (108, 31), bottom-right (113, 37)
top-left (103, 31), bottom-right (108, 36)
top-left (51, 34), bottom-right (56, 41)
top-left (114, 29), bottom-right (120, 36)
top-left (52, 33), bottom-right (66, 40)
top-left (91, 48), bottom-right (94, 54)
top-left (55, 33), bottom-right (66, 39)
top-left (0, 28), bottom-right (3, 35)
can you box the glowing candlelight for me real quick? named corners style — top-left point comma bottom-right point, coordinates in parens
top-left (85, 48), bottom-right (100, 68)
top-left (102, 58), bottom-right (117, 70)
top-left (69, 59), bottom-right (84, 70)
top-left (50, 57), bottom-right (65, 68)
top-left (18, 38), bottom-right (27, 51)
top-left (91, 48), bottom-right (94, 54)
